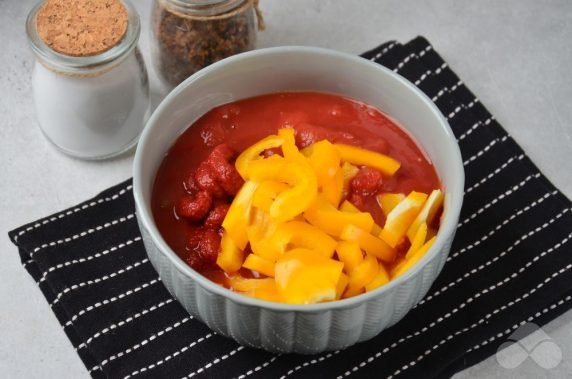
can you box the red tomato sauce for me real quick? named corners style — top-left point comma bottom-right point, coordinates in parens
top-left (152, 92), bottom-right (441, 284)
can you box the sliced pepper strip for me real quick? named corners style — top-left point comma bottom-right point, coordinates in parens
top-left (371, 223), bottom-right (383, 235)
top-left (378, 193), bottom-right (406, 217)
top-left (341, 161), bottom-right (359, 196)
top-left (228, 276), bottom-right (276, 292)
top-left (335, 241), bottom-right (364, 273)
top-left (303, 139), bottom-right (344, 207)
top-left (321, 168), bottom-right (344, 207)
top-left (304, 196), bottom-right (374, 237)
top-left (379, 191), bottom-right (428, 248)
top-left (247, 208), bottom-right (279, 261)
top-left (247, 157), bottom-right (318, 222)
top-left (365, 263), bottom-right (390, 292)
top-left (228, 276), bottom-right (281, 302)
top-left (248, 287), bottom-right (282, 302)
top-left (334, 143), bottom-right (401, 176)
top-left (304, 140), bottom-right (341, 183)
top-left (335, 273), bottom-right (349, 300)
top-left (391, 236), bottom-right (436, 279)
top-left (222, 180), bottom-right (258, 249)
top-left (341, 161), bottom-right (359, 181)
top-left (243, 254), bottom-right (275, 277)
top-left (340, 200), bottom-right (360, 213)
top-left (252, 181), bottom-right (289, 212)
top-left (340, 200), bottom-right (383, 234)
top-left (216, 231), bottom-right (244, 273)
top-left (340, 224), bottom-right (395, 262)
top-left (275, 248), bottom-right (344, 304)
top-left (405, 222), bottom-right (427, 259)
top-left (406, 189), bottom-right (444, 241)
top-left (344, 254), bottom-right (379, 298)
top-left (235, 134), bottom-right (285, 178)
top-left (267, 220), bottom-right (337, 259)
top-left (277, 128), bottom-right (302, 161)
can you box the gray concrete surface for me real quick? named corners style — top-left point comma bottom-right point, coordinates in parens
top-left (1, 0), bottom-right (571, 378)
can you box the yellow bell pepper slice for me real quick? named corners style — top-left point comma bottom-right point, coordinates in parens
top-left (334, 143), bottom-right (401, 176)
top-left (216, 232), bottom-right (244, 273)
top-left (242, 254), bottom-right (275, 277)
top-left (341, 161), bottom-right (359, 181)
top-left (252, 181), bottom-right (290, 212)
top-left (335, 241), bottom-right (364, 273)
top-left (222, 180), bottom-right (258, 249)
top-left (406, 189), bottom-right (444, 241)
top-left (335, 272), bottom-right (349, 300)
top-left (235, 135), bottom-right (285, 178)
top-left (405, 222), bottom-right (428, 259)
top-left (378, 193), bottom-right (406, 217)
top-left (275, 248), bottom-right (344, 304)
top-left (303, 140), bottom-right (344, 207)
top-left (267, 221), bottom-right (337, 259)
top-left (321, 169), bottom-right (344, 207)
top-left (391, 236), bottom-right (436, 279)
top-left (341, 200), bottom-right (383, 234)
top-left (247, 208), bottom-right (279, 261)
top-left (371, 223), bottom-right (383, 235)
top-left (277, 128), bottom-right (301, 161)
top-left (246, 157), bottom-right (318, 222)
top-left (252, 288), bottom-right (282, 302)
top-left (340, 224), bottom-right (396, 262)
top-left (304, 196), bottom-right (374, 237)
top-left (365, 263), bottom-right (390, 292)
top-left (380, 191), bottom-right (428, 248)
top-left (228, 276), bottom-right (281, 302)
top-left (228, 276), bottom-right (276, 292)
top-left (304, 140), bottom-right (341, 182)
top-left (340, 200), bottom-right (359, 213)
top-left (344, 254), bottom-right (379, 298)
top-left (341, 161), bottom-right (359, 196)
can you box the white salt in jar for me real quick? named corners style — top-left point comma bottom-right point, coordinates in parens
top-left (26, 0), bottom-right (151, 160)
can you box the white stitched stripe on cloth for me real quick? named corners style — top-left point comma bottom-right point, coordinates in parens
top-left (96, 316), bottom-right (192, 369)
top-left (39, 237), bottom-right (142, 284)
top-left (78, 298), bottom-right (175, 350)
top-left (64, 278), bottom-right (160, 327)
top-left (30, 213), bottom-right (136, 258)
top-left (50, 258), bottom-right (149, 307)
top-left (123, 333), bottom-right (214, 379)
top-left (341, 261), bottom-right (572, 378)
top-left (14, 184), bottom-right (132, 242)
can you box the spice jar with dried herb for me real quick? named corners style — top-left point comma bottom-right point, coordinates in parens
top-left (26, 0), bottom-right (150, 160)
top-left (151, 0), bottom-right (264, 90)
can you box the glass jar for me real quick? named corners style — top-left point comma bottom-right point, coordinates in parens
top-left (26, 0), bottom-right (151, 160)
top-left (151, 0), bottom-right (263, 91)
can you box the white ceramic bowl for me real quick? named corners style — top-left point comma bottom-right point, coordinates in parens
top-left (133, 46), bottom-right (464, 354)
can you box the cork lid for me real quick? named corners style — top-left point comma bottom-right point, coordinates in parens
top-left (36, 0), bottom-right (129, 57)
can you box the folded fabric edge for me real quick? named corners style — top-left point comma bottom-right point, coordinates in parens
top-left (360, 39), bottom-right (398, 60)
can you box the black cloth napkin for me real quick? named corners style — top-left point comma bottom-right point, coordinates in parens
top-left (9, 37), bottom-right (572, 379)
